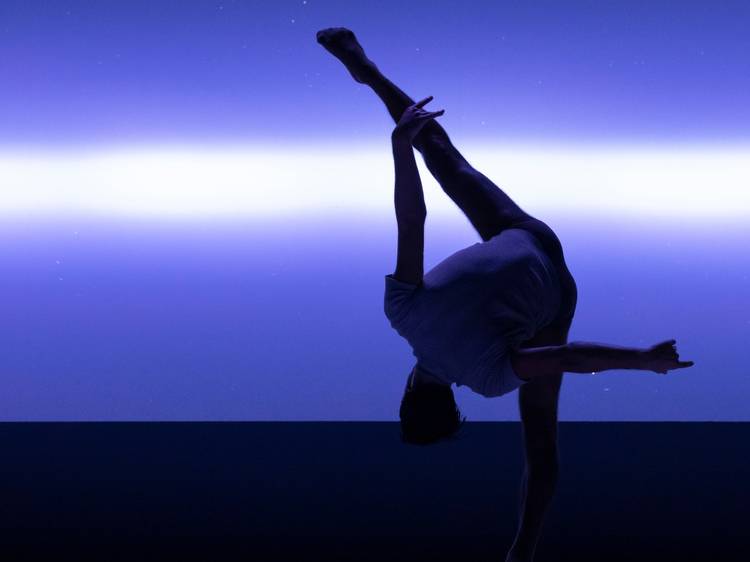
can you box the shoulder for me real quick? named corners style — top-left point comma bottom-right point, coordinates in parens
top-left (384, 273), bottom-right (421, 327)
top-left (386, 272), bottom-right (421, 288)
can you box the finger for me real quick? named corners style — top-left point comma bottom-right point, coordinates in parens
top-left (415, 96), bottom-right (433, 108)
top-left (676, 360), bottom-right (694, 368)
top-left (415, 109), bottom-right (444, 120)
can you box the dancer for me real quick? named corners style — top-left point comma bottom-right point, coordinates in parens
top-left (317, 28), bottom-right (693, 562)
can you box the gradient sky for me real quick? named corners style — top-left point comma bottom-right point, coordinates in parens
top-left (2, 0), bottom-right (749, 145)
top-left (1, 2), bottom-right (748, 421)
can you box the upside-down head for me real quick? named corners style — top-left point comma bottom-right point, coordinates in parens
top-left (399, 369), bottom-right (465, 445)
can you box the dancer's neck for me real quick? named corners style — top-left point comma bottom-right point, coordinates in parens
top-left (413, 365), bottom-right (447, 387)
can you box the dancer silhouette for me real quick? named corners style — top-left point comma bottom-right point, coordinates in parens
top-left (317, 27), bottom-right (693, 562)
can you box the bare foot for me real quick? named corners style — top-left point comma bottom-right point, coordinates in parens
top-left (316, 27), bottom-right (378, 84)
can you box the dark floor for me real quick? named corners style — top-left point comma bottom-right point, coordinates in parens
top-left (0, 422), bottom-right (746, 561)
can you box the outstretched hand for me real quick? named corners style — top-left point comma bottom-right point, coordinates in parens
top-left (392, 96), bottom-right (445, 142)
top-left (641, 339), bottom-right (694, 374)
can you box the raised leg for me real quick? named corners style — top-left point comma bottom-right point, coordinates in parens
top-left (317, 28), bottom-right (532, 241)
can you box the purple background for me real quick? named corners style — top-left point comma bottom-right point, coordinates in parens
top-left (1, 1), bottom-right (748, 419)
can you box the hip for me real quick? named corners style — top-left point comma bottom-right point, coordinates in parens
top-left (513, 218), bottom-right (578, 324)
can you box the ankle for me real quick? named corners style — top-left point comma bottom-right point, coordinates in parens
top-left (355, 60), bottom-right (379, 85)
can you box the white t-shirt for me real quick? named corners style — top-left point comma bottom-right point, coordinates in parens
top-left (384, 228), bottom-right (561, 397)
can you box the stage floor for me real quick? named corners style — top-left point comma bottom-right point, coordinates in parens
top-left (1, 422), bottom-right (746, 561)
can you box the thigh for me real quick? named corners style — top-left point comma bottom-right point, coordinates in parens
top-left (416, 127), bottom-right (535, 242)
top-left (449, 168), bottom-right (534, 242)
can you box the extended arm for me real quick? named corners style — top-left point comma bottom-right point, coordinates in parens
top-left (510, 339), bottom-right (694, 381)
top-left (505, 338), bottom-right (693, 562)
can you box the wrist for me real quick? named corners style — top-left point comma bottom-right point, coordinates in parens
top-left (631, 348), bottom-right (648, 370)
top-left (391, 128), bottom-right (413, 144)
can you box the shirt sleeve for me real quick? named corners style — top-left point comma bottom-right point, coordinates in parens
top-left (479, 351), bottom-right (530, 397)
top-left (383, 273), bottom-right (420, 332)
top-left (500, 352), bottom-right (530, 392)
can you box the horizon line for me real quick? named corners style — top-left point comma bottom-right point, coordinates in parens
top-left (1, 143), bottom-right (748, 220)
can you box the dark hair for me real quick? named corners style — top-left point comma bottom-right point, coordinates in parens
top-left (399, 382), bottom-right (466, 445)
